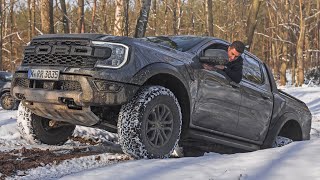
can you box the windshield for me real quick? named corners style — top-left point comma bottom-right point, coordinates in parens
top-left (140, 36), bottom-right (205, 52)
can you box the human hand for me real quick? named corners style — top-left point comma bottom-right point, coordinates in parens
top-left (214, 65), bottom-right (225, 70)
top-left (202, 63), bottom-right (215, 71)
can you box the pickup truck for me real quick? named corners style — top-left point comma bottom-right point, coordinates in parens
top-left (11, 34), bottom-right (311, 158)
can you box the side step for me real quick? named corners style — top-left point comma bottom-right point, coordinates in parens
top-left (187, 129), bottom-right (261, 152)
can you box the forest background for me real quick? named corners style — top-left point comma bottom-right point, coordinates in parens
top-left (0, 0), bottom-right (319, 86)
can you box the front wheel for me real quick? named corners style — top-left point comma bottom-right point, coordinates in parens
top-left (118, 86), bottom-right (182, 159)
top-left (17, 103), bottom-right (76, 145)
top-left (0, 92), bottom-right (19, 110)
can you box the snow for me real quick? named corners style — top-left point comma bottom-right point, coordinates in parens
top-left (1, 86), bottom-right (320, 179)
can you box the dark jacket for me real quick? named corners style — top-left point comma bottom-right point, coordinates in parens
top-left (223, 56), bottom-right (243, 83)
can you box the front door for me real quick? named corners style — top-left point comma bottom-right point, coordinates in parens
top-left (192, 69), bottom-right (241, 135)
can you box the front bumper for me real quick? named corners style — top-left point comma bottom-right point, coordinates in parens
top-left (12, 72), bottom-right (139, 126)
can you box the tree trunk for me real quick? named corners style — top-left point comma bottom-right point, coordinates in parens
top-left (41, 0), bottom-right (52, 34)
top-left (206, 0), bottom-right (213, 36)
top-left (0, 0), bottom-right (2, 70)
top-left (245, 0), bottom-right (262, 50)
top-left (173, 0), bottom-right (177, 35)
top-left (188, 0), bottom-right (195, 35)
top-left (114, 0), bottom-right (124, 36)
top-left (176, 0), bottom-right (181, 35)
top-left (9, 0), bottom-right (14, 71)
top-left (28, 0), bottom-right (32, 40)
top-left (49, 0), bottom-right (53, 33)
top-left (164, 0), bottom-right (168, 34)
top-left (134, 0), bottom-right (152, 38)
top-left (296, 0), bottom-right (306, 86)
top-left (318, 0), bottom-right (320, 68)
top-left (90, 0), bottom-right (97, 33)
top-left (31, 0), bottom-right (36, 36)
top-left (102, 0), bottom-right (108, 34)
top-left (60, 0), bottom-right (69, 33)
top-left (124, 0), bottom-right (129, 36)
top-left (152, 0), bottom-right (157, 35)
top-left (279, 0), bottom-right (290, 86)
top-left (78, 0), bottom-right (85, 33)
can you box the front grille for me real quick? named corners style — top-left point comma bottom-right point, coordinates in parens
top-left (15, 78), bottom-right (30, 88)
top-left (23, 54), bottom-right (97, 67)
top-left (59, 80), bottom-right (82, 91)
top-left (31, 40), bottom-right (89, 46)
top-left (14, 78), bottom-right (82, 91)
top-left (22, 39), bottom-right (99, 68)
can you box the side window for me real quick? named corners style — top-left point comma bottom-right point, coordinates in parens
top-left (242, 55), bottom-right (263, 84)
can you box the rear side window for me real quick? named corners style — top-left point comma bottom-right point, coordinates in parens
top-left (242, 55), bottom-right (263, 84)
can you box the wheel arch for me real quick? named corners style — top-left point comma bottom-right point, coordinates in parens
top-left (262, 112), bottom-right (303, 149)
top-left (132, 63), bottom-right (192, 138)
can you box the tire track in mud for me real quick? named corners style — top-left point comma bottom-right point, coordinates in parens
top-left (0, 137), bottom-right (131, 179)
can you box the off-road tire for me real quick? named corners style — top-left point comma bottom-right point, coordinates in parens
top-left (0, 92), bottom-right (19, 110)
top-left (118, 86), bottom-right (182, 159)
top-left (17, 103), bottom-right (76, 145)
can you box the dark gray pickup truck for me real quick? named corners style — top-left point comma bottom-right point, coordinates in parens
top-left (12, 34), bottom-right (311, 158)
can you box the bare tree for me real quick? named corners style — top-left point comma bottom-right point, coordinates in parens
top-left (279, 0), bottom-right (289, 86)
top-left (173, 0), bottom-right (177, 34)
top-left (31, 0), bottom-right (36, 36)
top-left (90, 0), bottom-right (97, 32)
top-left (164, 0), bottom-right (169, 34)
top-left (60, 0), bottom-right (70, 33)
top-left (101, 0), bottom-right (108, 34)
top-left (114, 0), bottom-right (124, 36)
top-left (296, 0), bottom-right (307, 86)
top-left (124, 0), bottom-right (129, 36)
top-left (176, 0), bottom-right (181, 35)
top-left (245, 0), bottom-right (262, 49)
top-left (9, 0), bottom-right (14, 71)
top-left (0, 0), bottom-right (2, 70)
top-left (41, 0), bottom-right (54, 34)
top-left (134, 0), bottom-right (151, 38)
top-left (152, 0), bottom-right (157, 35)
top-left (206, 0), bottom-right (213, 36)
top-left (28, 0), bottom-right (32, 40)
top-left (78, 0), bottom-right (85, 33)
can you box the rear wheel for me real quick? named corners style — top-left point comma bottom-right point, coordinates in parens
top-left (118, 86), bottom-right (182, 159)
top-left (17, 103), bottom-right (76, 145)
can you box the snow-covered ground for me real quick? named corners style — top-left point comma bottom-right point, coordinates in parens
top-left (1, 86), bottom-right (320, 180)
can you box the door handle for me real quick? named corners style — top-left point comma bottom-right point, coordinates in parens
top-left (261, 94), bottom-right (271, 100)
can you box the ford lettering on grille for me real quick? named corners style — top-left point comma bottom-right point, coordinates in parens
top-left (28, 69), bottom-right (60, 80)
top-left (25, 45), bottom-right (92, 56)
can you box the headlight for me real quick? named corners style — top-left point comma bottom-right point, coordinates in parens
top-left (92, 41), bottom-right (129, 69)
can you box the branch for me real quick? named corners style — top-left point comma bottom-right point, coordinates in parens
top-left (254, 32), bottom-right (295, 45)
top-left (1, 48), bottom-right (10, 53)
top-left (305, 10), bottom-right (320, 22)
top-left (35, 27), bottom-right (43, 35)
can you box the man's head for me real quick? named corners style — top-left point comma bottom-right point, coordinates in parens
top-left (228, 41), bottom-right (245, 62)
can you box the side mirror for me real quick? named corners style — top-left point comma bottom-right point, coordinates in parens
top-left (199, 49), bottom-right (228, 66)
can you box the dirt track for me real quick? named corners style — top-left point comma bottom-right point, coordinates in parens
top-left (0, 136), bottom-right (129, 179)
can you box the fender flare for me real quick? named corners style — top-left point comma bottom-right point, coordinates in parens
top-left (130, 62), bottom-right (189, 86)
top-left (261, 112), bottom-right (301, 149)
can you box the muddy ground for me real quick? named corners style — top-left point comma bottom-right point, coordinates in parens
top-left (0, 136), bottom-right (129, 179)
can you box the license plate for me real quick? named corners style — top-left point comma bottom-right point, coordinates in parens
top-left (28, 69), bottom-right (60, 80)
